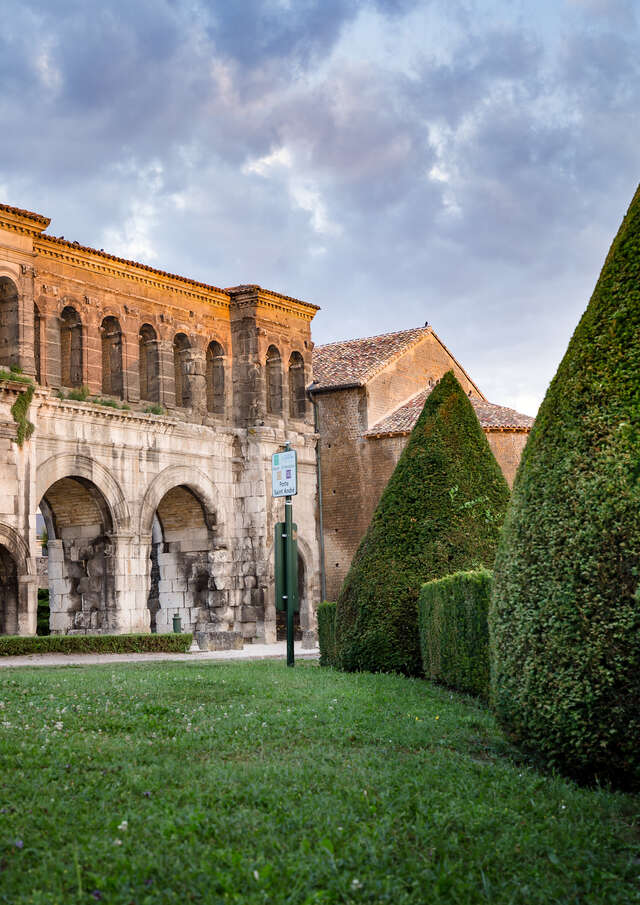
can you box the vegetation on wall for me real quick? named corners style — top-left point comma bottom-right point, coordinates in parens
top-left (335, 370), bottom-right (510, 677)
top-left (418, 569), bottom-right (491, 700)
top-left (0, 366), bottom-right (35, 447)
top-left (491, 184), bottom-right (640, 791)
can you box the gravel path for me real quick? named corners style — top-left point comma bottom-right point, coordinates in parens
top-left (0, 641), bottom-right (319, 669)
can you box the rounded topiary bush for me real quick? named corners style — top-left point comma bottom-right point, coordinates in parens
top-left (491, 184), bottom-right (640, 790)
top-left (335, 370), bottom-right (510, 676)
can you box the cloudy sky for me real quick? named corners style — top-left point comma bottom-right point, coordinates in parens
top-left (2, 0), bottom-right (639, 414)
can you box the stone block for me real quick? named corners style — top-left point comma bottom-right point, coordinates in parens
top-left (241, 621), bottom-right (257, 638)
top-left (195, 630), bottom-right (243, 651)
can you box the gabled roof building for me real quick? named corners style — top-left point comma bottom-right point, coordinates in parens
top-left (309, 327), bottom-right (533, 600)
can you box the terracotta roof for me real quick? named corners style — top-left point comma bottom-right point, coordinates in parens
top-left (39, 233), bottom-right (229, 294)
top-left (365, 387), bottom-right (534, 437)
top-left (0, 202), bottom-right (50, 227)
top-left (1, 201), bottom-right (317, 310)
top-left (311, 327), bottom-right (432, 390)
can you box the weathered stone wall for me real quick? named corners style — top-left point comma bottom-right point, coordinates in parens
top-left (366, 333), bottom-right (482, 427)
top-left (315, 335), bottom-right (528, 600)
top-left (0, 206), bottom-right (321, 640)
top-left (485, 431), bottom-right (528, 488)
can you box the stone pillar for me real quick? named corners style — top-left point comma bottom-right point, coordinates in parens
top-left (157, 339), bottom-right (176, 409)
top-left (18, 266), bottom-right (37, 377)
top-left (229, 289), bottom-right (262, 428)
top-left (44, 313), bottom-right (61, 388)
top-left (17, 574), bottom-right (37, 636)
top-left (111, 532), bottom-right (151, 633)
top-left (186, 347), bottom-right (207, 416)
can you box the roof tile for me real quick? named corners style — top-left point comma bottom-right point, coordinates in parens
top-left (364, 387), bottom-right (534, 436)
top-left (311, 327), bottom-right (431, 389)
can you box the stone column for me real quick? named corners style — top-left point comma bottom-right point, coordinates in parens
top-left (18, 265), bottom-right (37, 377)
top-left (111, 532), bottom-right (151, 633)
top-left (17, 574), bottom-right (38, 636)
top-left (157, 339), bottom-right (176, 409)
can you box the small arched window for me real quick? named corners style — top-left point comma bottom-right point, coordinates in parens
top-left (101, 316), bottom-right (124, 398)
top-left (0, 277), bottom-right (19, 370)
top-left (266, 345), bottom-right (282, 415)
top-left (60, 306), bottom-right (83, 388)
top-left (288, 351), bottom-right (305, 419)
top-left (206, 341), bottom-right (225, 415)
top-left (173, 333), bottom-right (191, 408)
top-left (139, 324), bottom-right (159, 402)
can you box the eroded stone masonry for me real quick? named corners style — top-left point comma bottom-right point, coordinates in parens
top-left (0, 202), bottom-right (534, 640)
top-left (0, 203), bottom-right (320, 643)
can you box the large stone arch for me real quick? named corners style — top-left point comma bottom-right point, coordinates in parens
top-left (0, 522), bottom-right (36, 635)
top-left (0, 522), bottom-right (34, 576)
top-left (139, 465), bottom-right (224, 538)
top-left (36, 454), bottom-right (131, 531)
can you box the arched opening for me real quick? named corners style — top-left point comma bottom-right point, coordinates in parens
top-left (0, 277), bottom-right (19, 370)
top-left (0, 544), bottom-right (19, 634)
top-left (139, 324), bottom-right (159, 403)
top-left (60, 306), bottom-right (83, 388)
top-left (266, 345), bottom-right (282, 415)
top-left (288, 351), bottom-right (306, 419)
top-left (173, 333), bottom-right (191, 408)
top-left (40, 476), bottom-right (115, 634)
top-left (206, 340), bottom-right (225, 415)
top-left (147, 485), bottom-right (220, 633)
top-left (276, 551), bottom-right (304, 641)
top-left (34, 303), bottom-right (42, 384)
top-left (101, 316), bottom-right (124, 398)
top-left (36, 505), bottom-right (50, 634)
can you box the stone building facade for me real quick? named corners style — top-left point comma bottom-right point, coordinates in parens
top-left (0, 203), bottom-right (320, 642)
top-left (309, 328), bottom-right (533, 600)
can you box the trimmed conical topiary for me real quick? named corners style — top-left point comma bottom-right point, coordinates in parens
top-left (491, 184), bottom-right (640, 790)
top-left (335, 370), bottom-right (510, 676)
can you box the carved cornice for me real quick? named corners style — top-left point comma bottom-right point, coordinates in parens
top-left (0, 203), bottom-right (50, 235)
top-left (34, 236), bottom-right (231, 311)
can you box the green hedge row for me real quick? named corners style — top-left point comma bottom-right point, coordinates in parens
top-left (418, 570), bottom-right (491, 699)
top-left (0, 633), bottom-right (193, 656)
top-left (317, 602), bottom-right (337, 667)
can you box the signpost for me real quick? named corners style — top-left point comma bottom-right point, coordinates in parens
top-left (273, 444), bottom-right (298, 666)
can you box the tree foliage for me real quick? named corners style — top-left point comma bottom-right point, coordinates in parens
top-left (335, 370), bottom-right (510, 676)
top-left (491, 184), bottom-right (640, 790)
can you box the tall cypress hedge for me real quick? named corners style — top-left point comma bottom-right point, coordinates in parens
top-left (491, 184), bottom-right (640, 790)
top-left (335, 370), bottom-right (510, 676)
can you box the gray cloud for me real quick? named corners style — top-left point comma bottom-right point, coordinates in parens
top-left (0, 0), bottom-right (639, 414)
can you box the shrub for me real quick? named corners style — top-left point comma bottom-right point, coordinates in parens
top-left (67, 385), bottom-right (91, 402)
top-left (317, 601), bottom-right (337, 667)
top-left (335, 371), bottom-right (510, 677)
top-left (144, 404), bottom-right (166, 416)
top-left (491, 184), bottom-right (640, 791)
top-left (0, 633), bottom-right (193, 656)
top-left (418, 570), bottom-right (491, 699)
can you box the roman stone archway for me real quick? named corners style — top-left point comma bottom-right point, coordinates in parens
top-left (0, 544), bottom-right (19, 634)
top-left (37, 455), bottom-right (131, 533)
top-left (0, 524), bottom-right (36, 635)
top-left (40, 475), bottom-right (117, 634)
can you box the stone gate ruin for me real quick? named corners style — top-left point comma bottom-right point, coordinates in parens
top-left (0, 203), bottom-right (320, 642)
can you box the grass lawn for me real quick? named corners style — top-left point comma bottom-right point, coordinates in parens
top-left (0, 660), bottom-right (638, 904)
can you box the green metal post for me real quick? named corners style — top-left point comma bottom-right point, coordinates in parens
top-left (284, 494), bottom-right (294, 667)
